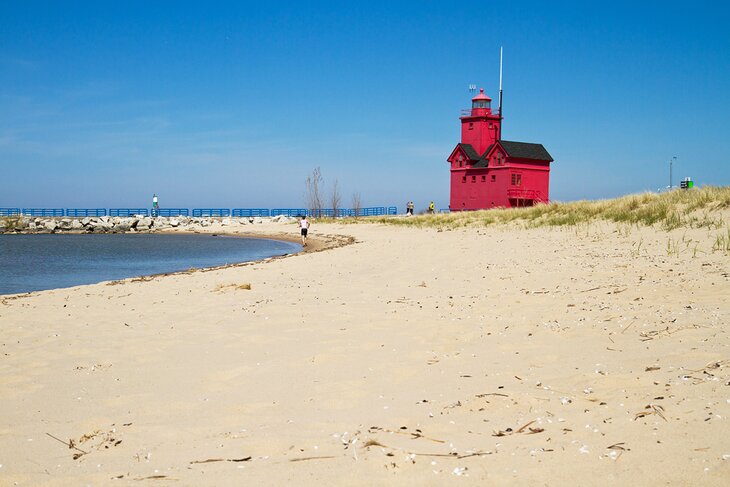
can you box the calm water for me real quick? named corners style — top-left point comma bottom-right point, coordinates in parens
top-left (0, 234), bottom-right (301, 295)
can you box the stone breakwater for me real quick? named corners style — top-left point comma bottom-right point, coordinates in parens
top-left (0, 215), bottom-right (298, 234)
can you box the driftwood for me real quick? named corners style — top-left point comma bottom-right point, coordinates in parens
top-left (189, 456), bottom-right (252, 464)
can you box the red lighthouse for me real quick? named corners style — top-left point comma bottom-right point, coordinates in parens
top-left (447, 88), bottom-right (553, 210)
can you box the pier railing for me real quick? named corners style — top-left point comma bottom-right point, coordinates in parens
top-left (22, 208), bottom-right (65, 217)
top-left (157, 208), bottom-right (189, 217)
top-left (66, 208), bottom-right (107, 217)
top-left (272, 208), bottom-right (308, 217)
top-left (109, 208), bottom-right (149, 217)
top-left (233, 208), bottom-right (270, 217)
top-left (192, 208), bottom-right (231, 217)
top-left (2, 205), bottom-right (401, 218)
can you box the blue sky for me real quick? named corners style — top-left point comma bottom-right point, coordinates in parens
top-left (1, 1), bottom-right (729, 209)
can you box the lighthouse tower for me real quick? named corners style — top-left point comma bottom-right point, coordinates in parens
top-left (447, 87), bottom-right (553, 210)
top-left (460, 89), bottom-right (502, 155)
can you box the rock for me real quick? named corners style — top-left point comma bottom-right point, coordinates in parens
top-left (81, 217), bottom-right (92, 226)
top-left (153, 218), bottom-right (171, 230)
top-left (115, 222), bottom-right (131, 232)
top-left (44, 220), bottom-right (58, 232)
top-left (169, 218), bottom-right (180, 227)
top-left (221, 218), bottom-right (233, 226)
top-left (71, 219), bottom-right (84, 230)
top-left (135, 217), bottom-right (152, 231)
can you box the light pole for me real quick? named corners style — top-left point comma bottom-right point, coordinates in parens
top-left (669, 156), bottom-right (677, 189)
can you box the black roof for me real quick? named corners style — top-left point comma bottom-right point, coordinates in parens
top-left (500, 140), bottom-right (553, 162)
top-left (472, 144), bottom-right (494, 168)
top-left (457, 140), bottom-right (553, 169)
top-left (457, 143), bottom-right (481, 161)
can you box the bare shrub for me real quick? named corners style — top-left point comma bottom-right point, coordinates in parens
top-left (352, 192), bottom-right (362, 217)
top-left (331, 179), bottom-right (341, 217)
top-left (305, 167), bottom-right (325, 217)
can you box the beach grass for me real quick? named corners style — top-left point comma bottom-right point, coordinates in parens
top-left (340, 186), bottom-right (730, 231)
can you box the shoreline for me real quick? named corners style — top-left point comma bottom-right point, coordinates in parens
top-left (0, 227), bottom-right (352, 298)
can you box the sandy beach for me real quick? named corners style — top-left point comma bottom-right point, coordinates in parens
top-left (1, 217), bottom-right (729, 486)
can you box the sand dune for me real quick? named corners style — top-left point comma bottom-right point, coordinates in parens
top-left (1, 218), bottom-right (729, 485)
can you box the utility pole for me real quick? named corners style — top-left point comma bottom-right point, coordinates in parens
top-left (669, 156), bottom-right (677, 189)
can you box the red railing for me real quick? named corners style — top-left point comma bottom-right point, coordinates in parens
top-left (460, 108), bottom-right (499, 117)
top-left (508, 188), bottom-right (545, 202)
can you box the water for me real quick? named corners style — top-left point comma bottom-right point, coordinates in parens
top-left (0, 233), bottom-right (301, 295)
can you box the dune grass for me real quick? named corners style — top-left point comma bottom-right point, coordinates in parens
top-left (342, 186), bottom-right (730, 231)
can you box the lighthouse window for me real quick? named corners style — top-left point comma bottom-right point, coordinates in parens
top-left (462, 176), bottom-right (466, 183)
top-left (481, 175), bottom-right (486, 182)
top-left (469, 123), bottom-right (474, 130)
top-left (491, 175), bottom-right (496, 182)
top-left (472, 176), bottom-right (476, 183)
top-left (511, 174), bottom-right (522, 186)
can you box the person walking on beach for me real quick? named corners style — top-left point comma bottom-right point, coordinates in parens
top-left (152, 194), bottom-right (159, 216)
top-left (300, 215), bottom-right (310, 246)
top-left (406, 201), bottom-right (414, 216)
top-left (428, 201), bottom-right (435, 214)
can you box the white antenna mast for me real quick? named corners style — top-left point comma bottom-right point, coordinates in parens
top-left (498, 46), bottom-right (503, 118)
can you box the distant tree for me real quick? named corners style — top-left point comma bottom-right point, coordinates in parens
top-left (351, 191), bottom-right (362, 217)
top-left (305, 167), bottom-right (324, 217)
top-left (330, 179), bottom-right (341, 217)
